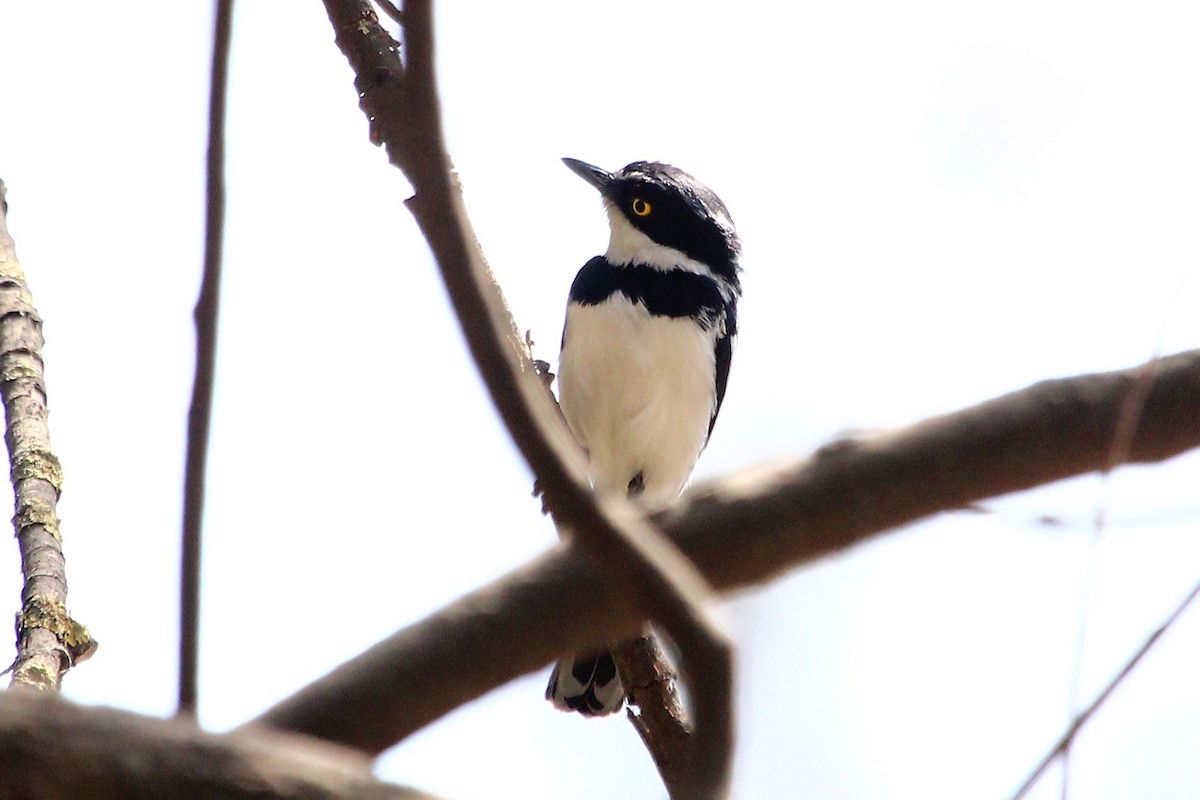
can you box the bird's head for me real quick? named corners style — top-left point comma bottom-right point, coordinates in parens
top-left (563, 158), bottom-right (741, 289)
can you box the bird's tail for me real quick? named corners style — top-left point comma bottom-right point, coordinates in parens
top-left (546, 650), bottom-right (625, 716)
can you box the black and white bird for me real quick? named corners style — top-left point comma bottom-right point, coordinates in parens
top-left (546, 158), bottom-right (742, 716)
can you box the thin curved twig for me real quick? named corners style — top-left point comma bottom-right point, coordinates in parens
top-left (254, 349), bottom-right (1200, 753)
top-left (178, 0), bottom-right (235, 717)
top-left (0, 180), bottom-right (96, 691)
top-left (1010, 576), bottom-right (1200, 800)
top-left (319, 2), bottom-right (733, 796)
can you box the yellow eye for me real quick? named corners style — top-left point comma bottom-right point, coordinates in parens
top-left (631, 198), bottom-right (652, 216)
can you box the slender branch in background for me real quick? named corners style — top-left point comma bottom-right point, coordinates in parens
top-left (1010, 577), bottom-right (1200, 800)
top-left (1103, 356), bottom-right (1163, 474)
top-left (1060, 354), bottom-right (1161, 799)
top-left (179, 0), bottom-right (235, 717)
top-left (319, 2), bottom-right (732, 796)
top-left (0, 181), bottom-right (96, 691)
top-left (254, 348), bottom-right (1200, 753)
top-left (0, 691), bottom-right (446, 800)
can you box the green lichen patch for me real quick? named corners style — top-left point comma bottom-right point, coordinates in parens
top-left (11, 448), bottom-right (63, 491)
top-left (18, 594), bottom-right (93, 650)
top-left (12, 658), bottom-right (59, 692)
top-left (0, 359), bottom-right (42, 383)
top-left (13, 497), bottom-right (61, 540)
top-left (17, 595), bottom-right (97, 669)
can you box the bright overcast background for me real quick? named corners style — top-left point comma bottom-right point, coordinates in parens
top-left (2, 2), bottom-right (1200, 799)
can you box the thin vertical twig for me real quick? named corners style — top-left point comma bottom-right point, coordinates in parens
top-left (179, 0), bottom-right (235, 717)
top-left (0, 182), bottom-right (96, 691)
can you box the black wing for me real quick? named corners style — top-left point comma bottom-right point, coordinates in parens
top-left (706, 300), bottom-right (737, 441)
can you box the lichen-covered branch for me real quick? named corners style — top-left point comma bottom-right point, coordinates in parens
top-left (0, 180), bottom-right (95, 691)
top-left (255, 349), bottom-right (1200, 754)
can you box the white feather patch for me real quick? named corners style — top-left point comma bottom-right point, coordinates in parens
top-left (559, 294), bottom-right (717, 505)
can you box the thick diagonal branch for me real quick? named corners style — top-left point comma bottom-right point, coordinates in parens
top-left (255, 348), bottom-right (1200, 752)
top-left (321, 2), bottom-right (732, 796)
top-left (0, 180), bottom-right (95, 691)
top-left (662, 348), bottom-right (1199, 589)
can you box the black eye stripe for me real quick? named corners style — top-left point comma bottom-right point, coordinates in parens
top-left (604, 163), bottom-right (742, 289)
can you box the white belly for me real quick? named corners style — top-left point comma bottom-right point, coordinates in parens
top-left (559, 296), bottom-right (717, 505)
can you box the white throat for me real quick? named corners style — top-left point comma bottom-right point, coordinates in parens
top-left (604, 204), bottom-right (720, 282)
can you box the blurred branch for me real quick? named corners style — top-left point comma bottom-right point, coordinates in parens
top-left (319, 2), bottom-right (732, 796)
top-left (256, 349), bottom-right (1200, 751)
top-left (178, 0), bottom-right (234, 717)
top-left (661, 348), bottom-right (1200, 588)
top-left (0, 180), bottom-right (95, 691)
top-left (0, 691), bottom-right (444, 800)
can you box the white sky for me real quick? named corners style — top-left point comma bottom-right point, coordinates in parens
top-left (2, 2), bottom-right (1200, 799)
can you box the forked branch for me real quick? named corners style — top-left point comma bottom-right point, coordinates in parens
top-left (320, 1), bottom-right (733, 796)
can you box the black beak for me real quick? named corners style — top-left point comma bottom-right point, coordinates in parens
top-left (562, 158), bottom-right (613, 193)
